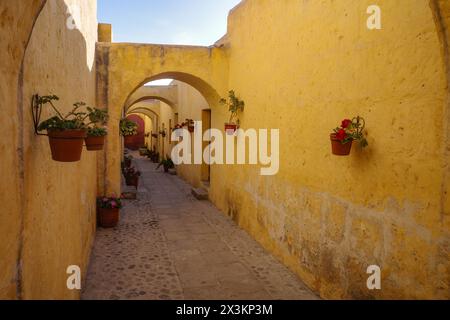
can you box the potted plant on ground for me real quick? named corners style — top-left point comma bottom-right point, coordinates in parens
top-left (97, 196), bottom-right (123, 228)
top-left (85, 107), bottom-right (109, 151)
top-left (157, 156), bottom-right (175, 173)
top-left (220, 90), bottom-right (245, 135)
top-left (123, 166), bottom-right (141, 188)
top-left (330, 116), bottom-right (368, 156)
top-left (123, 154), bottom-right (133, 168)
top-left (37, 95), bottom-right (87, 162)
top-left (139, 147), bottom-right (149, 156)
top-left (120, 118), bottom-right (138, 145)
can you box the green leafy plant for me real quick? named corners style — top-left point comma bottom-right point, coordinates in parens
top-left (120, 118), bottom-right (138, 136)
top-left (156, 156), bottom-right (175, 172)
top-left (86, 107), bottom-right (108, 126)
top-left (36, 95), bottom-right (106, 134)
top-left (219, 90), bottom-right (245, 125)
top-left (86, 107), bottom-right (108, 137)
top-left (332, 116), bottom-right (368, 147)
top-left (37, 95), bottom-right (88, 131)
top-left (87, 127), bottom-right (108, 137)
top-left (97, 196), bottom-right (123, 209)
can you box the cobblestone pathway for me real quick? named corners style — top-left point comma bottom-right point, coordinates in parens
top-left (82, 156), bottom-right (318, 300)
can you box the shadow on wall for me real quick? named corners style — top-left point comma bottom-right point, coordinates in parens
top-left (1, 0), bottom-right (98, 299)
top-left (0, 0), bottom-right (48, 299)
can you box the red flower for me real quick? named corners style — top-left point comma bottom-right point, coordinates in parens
top-left (341, 119), bottom-right (352, 129)
top-left (336, 129), bottom-right (347, 141)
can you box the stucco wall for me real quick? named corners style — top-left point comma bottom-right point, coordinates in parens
top-left (0, 0), bottom-right (98, 299)
top-left (172, 80), bottom-right (210, 188)
top-left (0, 0), bottom-right (47, 300)
top-left (206, 0), bottom-right (449, 299)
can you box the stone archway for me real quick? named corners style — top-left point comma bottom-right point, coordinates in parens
top-left (97, 42), bottom-right (228, 194)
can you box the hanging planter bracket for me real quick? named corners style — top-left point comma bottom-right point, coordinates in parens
top-left (31, 94), bottom-right (49, 136)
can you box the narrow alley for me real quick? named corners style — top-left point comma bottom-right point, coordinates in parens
top-left (82, 155), bottom-right (318, 300)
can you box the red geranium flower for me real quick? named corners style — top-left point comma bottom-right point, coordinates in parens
top-left (336, 129), bottom-right (347, 141)
top-left (341, 119), bottom-right (352, 129)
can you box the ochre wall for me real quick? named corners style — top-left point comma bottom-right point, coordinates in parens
top-left (206, 0), bottom-right (449, 299)
top-left (172, 80), bottom-right (210, 188)
top-left (0, 0), bottom-right (47, 300)
top-left (95, 0), bottom-right (449, 299)
top-left (1, 0), bottom-right (98, 299)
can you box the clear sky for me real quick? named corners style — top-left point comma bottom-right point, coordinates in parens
top-left (97, 0), bottom-right (242, 46)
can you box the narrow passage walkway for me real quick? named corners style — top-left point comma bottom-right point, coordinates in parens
top-left (82, 156), bottom-right (318, 300)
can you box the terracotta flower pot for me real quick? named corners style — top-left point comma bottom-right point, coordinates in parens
top-left (225, 123), bottom-right (238, 135)
top-left (47, 129), bottom-right (87, 162)
top-left (124, 135), bottom-right (136, 145)
top-left (330, 134), bottom-right (353, 156)
top-left (98, 207), bottom-right (119, 228)
top-left (85, 135), bottom-right (105, 151)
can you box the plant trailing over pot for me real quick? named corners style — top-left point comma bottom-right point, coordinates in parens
top-left (220, 90), bottom-right (245, 135)
top-left (97, 196), bottom-right (123, 228)
top-left (330, 116), bottom-right (368, 156)
top-left (36, 95), bottom-right (88, 162)
top-left (123, 166), bottom-right (141, 188)
top-left (120, 118), bottom-right (138, 137)
top-left (85, 107), bottom-right (109, 151)
top-left (157, 156), bottom-right (175, 173)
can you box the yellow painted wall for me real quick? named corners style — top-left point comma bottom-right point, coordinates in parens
top-left (0, 0), bottom-right (47, 300)
top-left (127, 99), bottom-right (175, 157)
top-left (206, 0), bottom-right (450, 299)
top-left (0, 0), bottom-right (98, 299)
top-left (172, 80), bottom-right (210, 187)
top-left (97, 0), bottom-right (449, 299)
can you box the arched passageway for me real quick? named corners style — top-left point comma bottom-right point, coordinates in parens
top-left (96, 40), bottom-right (227, 195)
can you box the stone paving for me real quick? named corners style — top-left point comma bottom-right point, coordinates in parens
top-left (82, 155), bottom-right (318, 300)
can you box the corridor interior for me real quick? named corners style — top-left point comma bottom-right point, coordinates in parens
top-left (82, 153), bottom-right (318, 300)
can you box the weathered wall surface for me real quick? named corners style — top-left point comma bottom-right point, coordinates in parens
top-left (0, 0), bottom-right (47, 300)
top-left (206, 0), bottom-right (449, 299)
top-left (1, 0), bottom-right (98, 299)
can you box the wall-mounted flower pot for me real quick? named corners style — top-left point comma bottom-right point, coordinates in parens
top-left (85, 136), bottom-right (105, 151)
top-left (225, 123), bottom-right (238, 135)
top-left (47, 129), bottom-right (87, 162)
top-left (330, 134), bottom-right (353, 156)
top-left (98, 207), bottom-right (119, 228)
